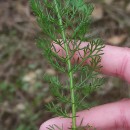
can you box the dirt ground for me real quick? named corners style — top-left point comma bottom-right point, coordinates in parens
top-left (0, 0), bottom-right (130, 130)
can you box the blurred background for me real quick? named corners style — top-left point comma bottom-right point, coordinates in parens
top-left (0, 0), bottom-right (130, 130)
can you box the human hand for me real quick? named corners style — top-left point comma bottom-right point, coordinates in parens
top-left (40, 43), bottom-right (130, 130)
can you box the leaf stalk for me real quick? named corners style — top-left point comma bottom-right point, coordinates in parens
top-left (54, 0), bottom-right (76, 129)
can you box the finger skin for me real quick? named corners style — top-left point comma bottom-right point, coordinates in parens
top-left (40, 99), bottom-right (130, 130)
top-left (53, 43), bottom-right (130, 83)
top-left (101, 45), bottom-right (130, 83)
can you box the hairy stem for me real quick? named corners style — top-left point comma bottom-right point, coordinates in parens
top-left (54, 0), bottom-right (76, 129)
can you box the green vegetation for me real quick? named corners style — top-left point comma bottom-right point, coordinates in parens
top-left (31, 0), bottom-right (104, 129)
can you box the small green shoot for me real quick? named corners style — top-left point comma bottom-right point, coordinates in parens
top-left (30, 0), bottom-right (105, 129)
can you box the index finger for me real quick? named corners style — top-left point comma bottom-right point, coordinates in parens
top-left (53, 42), bottom-right (130, 83)
top-left (100, 45), bottom-right (130, 83)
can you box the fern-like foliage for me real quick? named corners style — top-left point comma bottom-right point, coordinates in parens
top-left (30, 0), bottom-right (105, 129)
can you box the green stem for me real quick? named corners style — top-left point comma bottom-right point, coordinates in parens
top-left (54, 0), bottom-right (76, 129)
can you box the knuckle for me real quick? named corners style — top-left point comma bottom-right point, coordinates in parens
top-left (115, 99), bottom-right (130, 129)
top-left (118, 51), bottom-right (130, 80)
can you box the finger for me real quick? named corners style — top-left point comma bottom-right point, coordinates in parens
top-left (101, 45), bottom-right (130, 83)
top-left (40, 99), bottom-right (130, 130)
top-left (53, 42), bottom-right (130, 83)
